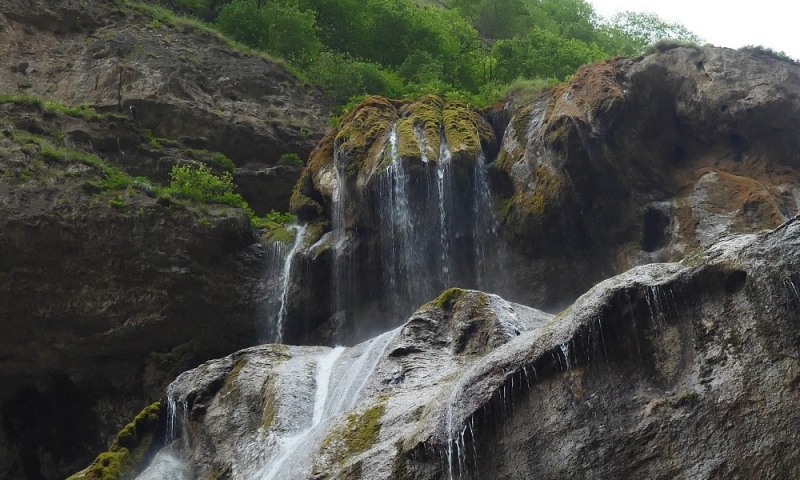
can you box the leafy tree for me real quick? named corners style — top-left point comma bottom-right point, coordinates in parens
top-left (492, 27), bottom-right (607, 82)
top-left (599, 11), bottom-right (702, 56)
top-left (216, 0), bottom-right (322, 63)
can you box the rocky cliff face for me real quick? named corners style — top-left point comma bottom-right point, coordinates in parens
top-left (289, 46), bottom-right (800, 345)
top-left (0, 0), bottom-right (332, 213)
top-left (4, 12), bottom-right (800, 479)
top-left (145, 217), bottom-right (800, 479)
top-left (0, 0), bottom-right (332, 478)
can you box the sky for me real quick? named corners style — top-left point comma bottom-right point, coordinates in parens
top-left (589, 0), bottom-right (800, 59)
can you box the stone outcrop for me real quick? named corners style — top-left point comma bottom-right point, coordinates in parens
top-left (286, 46), bottom-right (800, 345)
top-left (0, 0), bottom-right (333, 213)
top-left (0, 85), bottom-right (268, 480)
top-left (0, 0), bottom-right (335, 476)
top-left (142, 217), bottom-right (800, 478)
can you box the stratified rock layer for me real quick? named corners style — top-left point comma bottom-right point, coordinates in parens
top-left (144, 218), bottom-right (800, 479)
top-left (0, 0), bottom-right (332, 213)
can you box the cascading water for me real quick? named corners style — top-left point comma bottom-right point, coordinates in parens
top-left (375, 124), bottom-right (503, 323)
top-left (259, 346), bottom-right (345, 480)
top-left (256, 328), bottom-right (399, 479)
top-left (472, 152), bottom-right (502, 289)
top-left (274, 225), bottom-right (307, 344)
top-left (436, 134), bottom-right (454, 287)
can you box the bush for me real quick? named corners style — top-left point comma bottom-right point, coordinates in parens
top-left (279, 153), bottom-right (304, 166)
top-left (216, 0), bottom-right (322, 63)
top-left (165, 163), bottom-right (247, 209)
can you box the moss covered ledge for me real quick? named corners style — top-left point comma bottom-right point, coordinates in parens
top-left (67, 402), bottom-right (162, 480)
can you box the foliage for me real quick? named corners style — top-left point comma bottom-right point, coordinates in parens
top-left (739, 45), bottom-right (800, 66)
top-left (600, 11), bottom-right (703, 56)
top-left (163, 163), bottom-right (247, 208)
top-left (492, 26), bottom-right (607, 82)
top-left (216, 0), bottom-right (321, 63)
top-left (279, 153), bottom-right (304, 166)
top-left (125, 0), bottom-right (701, 107)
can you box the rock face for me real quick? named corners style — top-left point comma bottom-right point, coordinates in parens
top-left (145, 218), bottom-right (800, 479)
top-left (288, 46), bottom-right (800, 345)
top-left (0, 98), bottom-right (272, 480)
top-left (0, 0), bottom-right (334, 476)
top-left (0, 0), bottom-right (332, 213)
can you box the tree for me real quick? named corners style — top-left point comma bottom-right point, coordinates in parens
top-left (599, 11), bottom-right (702, 56)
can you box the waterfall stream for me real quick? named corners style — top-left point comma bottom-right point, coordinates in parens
top-left (256, 328), bottom-right (399, 479)
top-left (274, 225), bottom-right (307, 344)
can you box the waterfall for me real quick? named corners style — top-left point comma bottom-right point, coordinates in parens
top-left (376, 125), bottom-right (502, 323)
top-left (331, 144), bottom-right (353, 337)
top-left (257, 328), bottom-right (399, 479)
top-left (436, 134), bottom-right (453, 287)
top-left (274, 225), bottom-right (307, 344)
top-left (472, 152), bottom-right (501, 290)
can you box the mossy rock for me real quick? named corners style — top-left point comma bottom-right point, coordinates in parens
top-left (263, 224), bottom-right (297, 245)
top-left (508, 165), bottom-right (564, 219)
top-left (316, 397), bottom-right (388, 472)
top-left (428, 287), bottom-right (465, 310)
top-left (443, 100), bottom-right (494, 162)
top-left (68, 402), bottom-right (162, 480)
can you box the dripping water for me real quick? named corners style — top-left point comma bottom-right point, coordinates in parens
top-left (274, 225), bottom-right (307, 344)
top-left (437, 134), bottom-right (453, 287)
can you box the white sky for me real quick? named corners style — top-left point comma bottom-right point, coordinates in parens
top-left (589, 0), bottom-right (800, 59)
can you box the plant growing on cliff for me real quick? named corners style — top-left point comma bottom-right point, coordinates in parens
top-left (164, 163), bottom-right (246, 208)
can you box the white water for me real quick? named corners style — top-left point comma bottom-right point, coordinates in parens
top-left (274, 225), bottom-right (307, 344)
top-left (257, 329), bottom-right (398, 480)
top-left (437, 134), bottom-right (453, 286)
top-left (260, 346), bottom-right (345, 480)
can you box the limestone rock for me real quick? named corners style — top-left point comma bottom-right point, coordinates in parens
top-left (141, 218), bottom-right (800, 478)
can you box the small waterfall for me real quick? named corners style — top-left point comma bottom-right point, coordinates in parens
top-left (331, 147), bottom-right (351, 333)
top-left (472, 152), bottom-right (501, 289)
top-left (274, 225), bottom-right (307, 344)
top-left (437, 135), bottom-right (453, 287)
top-left (257, 328), bottom-right (399, 479)
top-left (260, 346), bottom-right (345, 480)
top-left (381, 125), bottom-right (416, 311)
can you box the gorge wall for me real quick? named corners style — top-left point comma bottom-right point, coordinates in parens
top-left (0, 0), bottom-right (331, 478)
top-left (2, 2), bottom-right (800, 476)
top-left (286, 45), bottom-right (800, 345)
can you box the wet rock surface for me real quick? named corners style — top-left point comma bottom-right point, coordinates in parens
top-left (145, 219), bottom-right (800, 479)
top-left (289, 46), bottom-right (800, 343)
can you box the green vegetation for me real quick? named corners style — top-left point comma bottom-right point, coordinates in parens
top-left (67, 402), bottom-right (161, 480)
top-left (279, 152), bottom-right (304, 166)
top-left (739, 45), bottom-right (800, 65)
top-left (318, 397), bottom-right (387, 469)
top-left (0, 93), bottom-right (127, 121)
top-left (10, 131), bottom-right (147, 191)
top-left (124, 0), bottom-right (700, 108)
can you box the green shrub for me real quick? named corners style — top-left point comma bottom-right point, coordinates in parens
top-left (739, 45), bottom-right (799, 65)
top-left (216, 0), bottom-right (322, 63)
top-left (279, 153), bottom-right (303, 166)
top-left (164, 163), bottom-right (246, 208)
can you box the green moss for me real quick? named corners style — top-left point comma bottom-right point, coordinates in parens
top-left (68, 402), bottom-right (162, 480)
top-left (263, 225), bottom-right (296, 245)
top-left (429, 287), bottom-right (465, 310)
top-left (318, 397), bottom-right (387, 469)
top-left (496, 107), bottom-right (532, 171)
top-left (512, 165), bottom-right (564, 218)
top-left (442, 101), bottom-right (481, 153)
